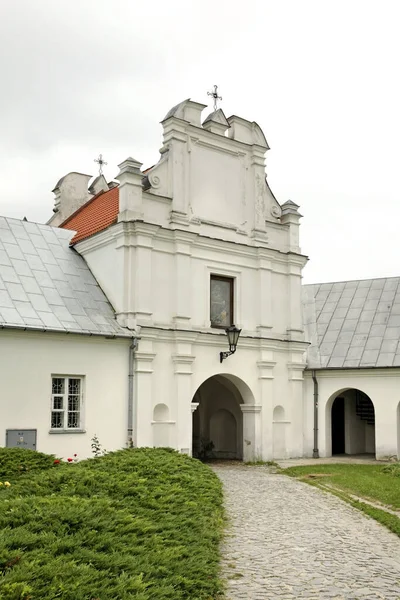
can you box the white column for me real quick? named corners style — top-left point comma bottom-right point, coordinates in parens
top-left (240, 404), bottom-right (262, 461)
top-left (172, 354), bottom-right (196, 455)
top-left (134, 351), bottom-right (156, 447)
top-left (257, 359), bottom-right (276, 460)
top-left (173, 233), bottom-right (192, 328)
top-left (287, 353), bottom-right (307, 457)
top-left (132, 225), bottom-right (158, 326)
top-left (257, 252), bottom-right (273, 336)
top-left (287, 266), bottom-right (304, 341)
top-left (374, 397), bottom-right (398, 459)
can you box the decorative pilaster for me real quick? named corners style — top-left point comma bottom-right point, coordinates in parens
top-left (240, 404), bottom-right (262, 461)
top-left (257, 358), bottom-right (276, 460)
top-left (286, 262), bottom-right (305, 341)
top-left (134, 350), bottom-right (156, 447)
top-left (173, 232), bottom-right (192, 328)
top-left (257, 251), bottom-right (273, 335)
top-left (172, 354), bottom-right (196, 455)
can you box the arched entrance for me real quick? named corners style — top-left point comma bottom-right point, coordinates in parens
top-left (192, 374), bottom-right (256, 460)
top-left (327, 388), bottom-right (376, 457)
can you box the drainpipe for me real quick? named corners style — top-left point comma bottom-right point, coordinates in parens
top-left (128, 337), bottom-right (138, 447)
top-left (312, 370), bottom-right (319, 458)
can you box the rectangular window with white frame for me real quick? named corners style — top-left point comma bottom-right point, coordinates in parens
top-left (51, 376), bottom-right (84, 431)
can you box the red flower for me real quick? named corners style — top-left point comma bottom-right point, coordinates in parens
top-left (73, 453), bottom-right (77, 457)
top-left (53, 459), bottom-right (60, 465)
top-left (67, 458), bottom-right (73, 463)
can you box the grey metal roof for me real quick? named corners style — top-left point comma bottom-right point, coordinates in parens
top-left (0, 217), bottom-right (131, 338)
top-left (303, 278), bottom-right (400, 369)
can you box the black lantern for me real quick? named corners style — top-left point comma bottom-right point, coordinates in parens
top-left (220, 325), bottom-right (242, 363)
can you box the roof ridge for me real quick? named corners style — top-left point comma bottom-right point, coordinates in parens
top-left (304, 275), bottom-right (400, 287)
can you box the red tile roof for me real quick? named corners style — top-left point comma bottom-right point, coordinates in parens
top-left (61, 186), bottom-right (119, 244)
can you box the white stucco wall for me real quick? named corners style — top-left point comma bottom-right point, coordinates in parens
top-left (0, 330), bottom-right (130, 459)
top-left (69, 99), bottom-right (309, 461)
top-left (303, 369), bottom-right (400, 459)
top-left (131, 332), bottom-right (306, 461)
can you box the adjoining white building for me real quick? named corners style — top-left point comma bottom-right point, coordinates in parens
top-left (1, 97), bottom-right (399, 461)
top-left (303, 279), bottom-right (400, 461)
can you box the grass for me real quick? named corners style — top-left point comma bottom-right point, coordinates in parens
top-left (283, 463), bottom-right (400, 536)
top-left (0, 447), bottom-right (224, 600)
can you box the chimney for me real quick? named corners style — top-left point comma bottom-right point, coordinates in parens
top-left (48, 172), bottom-right (92, 226)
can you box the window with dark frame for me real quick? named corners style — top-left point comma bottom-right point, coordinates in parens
top-left (210, 275), bottom-right (234, 328)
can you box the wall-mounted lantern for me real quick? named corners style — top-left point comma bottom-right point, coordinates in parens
top-left (220, 325), bottom-right (242, 363)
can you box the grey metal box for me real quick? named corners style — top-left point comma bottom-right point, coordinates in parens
top-left (6, 429), bottom-right (37, 450)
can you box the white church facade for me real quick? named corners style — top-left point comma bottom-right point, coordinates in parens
top-left (1, 97), bottom-right (399, 461)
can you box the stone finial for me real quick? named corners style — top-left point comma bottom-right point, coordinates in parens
top-left (117, 157), bottom-right (143, 176)
top-left (116, 157), bottom-right (144, 222)
top-left (227, 116), bottom-right (269, 149)
top-left (280, 200), bottom-right (302, 253)
top-left (89, 174), bottom-right (109, 196)
top-left (202, 109), bottom-right (230, 135)
top-left (281, 200), bottom-right (301, 217)
top-left (162, 99), bottom-right (207, 127)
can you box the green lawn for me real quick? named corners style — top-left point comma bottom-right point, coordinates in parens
top-left (0, 447), bottom-right (224, 600)
top-left (283, 463), bottom-right (400, 536)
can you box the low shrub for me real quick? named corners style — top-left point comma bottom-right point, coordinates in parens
top-left (0, 447), bottom-right (60, 479)
top-left (382, 462), bottom-right (400, 477)
top-left (0, 448), bottom-right (224, 600)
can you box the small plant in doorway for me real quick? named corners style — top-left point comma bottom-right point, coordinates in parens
top-left (197, 438), bottom-right (215, 461)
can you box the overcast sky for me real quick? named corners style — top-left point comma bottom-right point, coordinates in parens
top-left (0, 0), bottom-right (399, 284)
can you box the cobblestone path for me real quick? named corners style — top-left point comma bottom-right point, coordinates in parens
top-left (213, 464), bottom-right (400, 600)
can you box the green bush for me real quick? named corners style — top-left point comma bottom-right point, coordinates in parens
top-left (0, 448), bottom-right (60, 479)
top-left (382, 462), bottom-right (400, 477)
top-left (0, 448), bottom-right (224, 599)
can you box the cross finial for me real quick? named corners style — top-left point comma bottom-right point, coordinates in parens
top-left (94, 153), bottom-right (108, 175)
top-left (207, 85), bottom-right (222, 111)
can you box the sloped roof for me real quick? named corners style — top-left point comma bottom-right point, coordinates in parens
top-left (62, 186), bottom-right (119, 244)
top-left (0, 217), bottom-right (131, 338)
top-left (303, 278), bottom-right (400, 369)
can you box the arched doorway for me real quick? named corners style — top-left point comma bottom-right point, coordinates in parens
top-left (192, 374), bottom-right (254, 460)
top-left (327, 389), bottom-right (376, 457)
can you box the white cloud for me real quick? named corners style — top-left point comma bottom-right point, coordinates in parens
top-left (0, 0), bottom-right (399, 283)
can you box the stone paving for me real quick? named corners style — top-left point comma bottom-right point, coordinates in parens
top-left (213, 464), bottom-right (400, 600)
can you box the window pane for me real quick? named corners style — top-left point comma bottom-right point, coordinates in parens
top-left (68, 395), bottom-right (80, 412)
top-left (52, 378), bottom-right (65, 394)
top-left (51, 412), bottom-right (63, 429)
top-left (67, 412), bottom-right (80, 428)
top-left (68, 379), bottom-right (81, 395)
top-left (210, 278), bottom-right (232, 327)
top-left (53, 396), bottom-right (63, 410)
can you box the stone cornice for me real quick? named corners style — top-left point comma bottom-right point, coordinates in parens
top-left (75, 219), bottom-right (308, 269)
top-left (240, 404), bottom-right (262, 413)
top-left (138, 326), bottom-right (307, 353)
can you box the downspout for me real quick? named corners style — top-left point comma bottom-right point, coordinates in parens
top-left (128, 338), bottom-right (138, 447)
top-left (312, 369), bottom-right (319, 458)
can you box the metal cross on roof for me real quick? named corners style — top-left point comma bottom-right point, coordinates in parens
top-left (207, 85), bottom-right (222, 111)
top-left (94, 153), bottom-right (108, 175)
